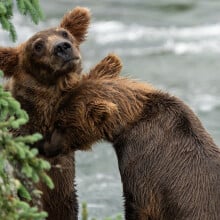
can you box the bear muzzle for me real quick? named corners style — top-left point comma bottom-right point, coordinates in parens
top-left (53, 40), bottom-right (80, 64)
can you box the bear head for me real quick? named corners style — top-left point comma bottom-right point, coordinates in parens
top-left (0, 7), bottom-right (91, 85)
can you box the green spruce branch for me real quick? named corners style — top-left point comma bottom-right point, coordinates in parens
top-left (0, 0), bottom-right (44, 41)
top-left (0, 70), bottom-right (54, 220)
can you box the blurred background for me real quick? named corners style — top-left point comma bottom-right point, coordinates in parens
top-left (1, 0), bottom-right (220, 218)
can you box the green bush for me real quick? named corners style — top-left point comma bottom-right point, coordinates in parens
top-left (0, 72), bottom-right (53, 220)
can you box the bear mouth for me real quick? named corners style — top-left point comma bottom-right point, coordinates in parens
top-left (61, 57), bottom-right (80, 71)
top-left (57, 57), bottom-right (81, 74)
top-left (62, 57), bottom-right (80, 66)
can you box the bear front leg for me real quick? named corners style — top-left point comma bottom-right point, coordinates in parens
top-left (124, 191), bottom-right (161, 220)
top-left (45, 190), bottom-right (78, 220)
top-left (124, 191), bottom-right (144, 220)
top-left (40, 153), bottom-right (78, 220)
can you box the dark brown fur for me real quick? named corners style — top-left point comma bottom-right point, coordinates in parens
top-left (0, 7), bottom-right (91, 220)
top-left (46, 59), bottom-right (220, 220)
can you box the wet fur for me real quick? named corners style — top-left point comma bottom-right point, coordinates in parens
top-left (48, 61), bottom-right (220, 220)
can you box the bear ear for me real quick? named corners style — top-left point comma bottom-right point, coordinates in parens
top-left (60, 7), bottom-right (91, 44)
top-left (86, 99), bottom-right (118, 125)
top-left (88, 53), bottom-right (123, 79)
top-left (0, 47), bottom-right (19, 77)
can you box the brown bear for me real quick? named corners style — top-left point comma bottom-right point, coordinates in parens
top-left (0, 7), bottom-right (91, 220)
top-left (45, 56), bottom-right (220, 220)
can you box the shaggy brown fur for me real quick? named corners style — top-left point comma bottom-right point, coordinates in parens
top-left (0, 7), bottom-right (91, 220)
top-left (46, 58), bottom-right (220, 220)
top-left (41, 54), bottom-right (123, 157)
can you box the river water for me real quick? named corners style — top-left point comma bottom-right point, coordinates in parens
top-left (1, 0), bottom-right (220, 219)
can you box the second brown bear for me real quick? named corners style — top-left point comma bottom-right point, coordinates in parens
top-left (46, 55), bottom-right (220, 220)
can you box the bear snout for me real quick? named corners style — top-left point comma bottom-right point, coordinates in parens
top-left (53, 41), bottom-right (74, 62)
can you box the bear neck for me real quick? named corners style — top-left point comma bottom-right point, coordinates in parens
top-left (13, 70), bottom-right (80, 93)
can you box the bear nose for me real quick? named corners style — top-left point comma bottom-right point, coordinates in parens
top-left (54, 41), bottom-right (74, 61)
top-left (55, 42), bottom-right (71, 52)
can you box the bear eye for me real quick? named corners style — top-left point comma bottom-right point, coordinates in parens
top-left (34, 42), bottom-right (44, 53)
top-left (61, 31), bottom-right (68, 38)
